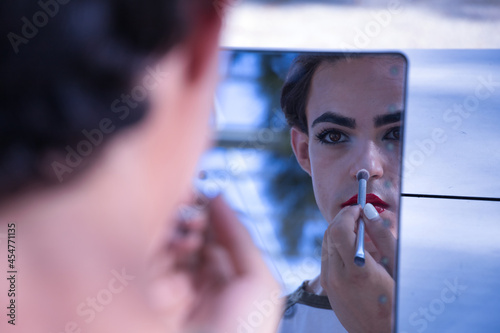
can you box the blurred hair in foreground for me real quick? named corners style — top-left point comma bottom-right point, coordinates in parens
top-left (0, 1), bottom-right (282, 333)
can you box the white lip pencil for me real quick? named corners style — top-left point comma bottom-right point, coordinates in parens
top-left (354, 169), bottom-right (369, 267)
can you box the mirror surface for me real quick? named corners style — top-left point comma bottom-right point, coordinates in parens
top-left (200, 50), bottom-right (407, 332)
top-left (396, 49), bottom-right (500, 333)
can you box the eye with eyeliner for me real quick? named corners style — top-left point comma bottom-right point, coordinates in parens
top-left (315, 128), bottom-right (349, 145)
top-left (382, 126), bottom-right (401, 141)
top-left (314, 125), bottom-right (401, 145)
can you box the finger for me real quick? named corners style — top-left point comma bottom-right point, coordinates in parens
top-left (207, 195), bottom-right (266, 276)
top-left (197, 243), bottom-right (235, 288)
top-left (362, 203), bottom-right (397, 276)
top-left (326, 205), bottom-right (362, 273)
top-left (177, 205), bottom-right (208, 233)
top-left (170, 231), bottom-right (205, 256)
top-left (321, 227), bottom-right (344, 283)
top-left (171, 207), bottom-right (208, 251)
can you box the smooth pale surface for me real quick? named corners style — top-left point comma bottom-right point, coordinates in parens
top-left (402, 49), bottom-right (500, 198)
top-left (396, 197), bottom-right (500, 333)
top-left (397, 49), bottom-right (500, 333)
top-left (221, 1), bottom-right (500, 49)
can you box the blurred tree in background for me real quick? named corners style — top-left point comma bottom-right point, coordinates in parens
top-left (237, 51), bottom-right (324, 256)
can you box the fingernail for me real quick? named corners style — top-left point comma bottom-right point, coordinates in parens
top-left (364, 203), bottom-right (379, 220)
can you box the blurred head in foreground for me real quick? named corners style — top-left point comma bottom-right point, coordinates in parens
top-left (0, 1), bottom-right (281, 333)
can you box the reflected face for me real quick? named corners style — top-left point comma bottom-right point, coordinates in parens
top-left (293, 56), bottom-right (405, 256)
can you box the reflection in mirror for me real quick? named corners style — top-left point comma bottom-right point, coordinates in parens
top-left (203, 50), bottom-right (407, 332)
top-left (396, 50), bottom-right (500, 333)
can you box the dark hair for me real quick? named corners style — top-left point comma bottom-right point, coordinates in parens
top-left (280, 54), bottom-right (346, 134)
top-left (0, 0), bottom-right (197, 197)
top-left (280, 53), bottom-right (405, 134)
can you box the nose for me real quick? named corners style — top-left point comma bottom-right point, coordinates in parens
top-left (350, 141), bottom-right (384, 181)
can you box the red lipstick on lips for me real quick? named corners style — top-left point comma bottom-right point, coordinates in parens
top-left (341, 194), bottom-right (389, 213)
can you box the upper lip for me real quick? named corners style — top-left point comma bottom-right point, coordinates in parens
top-left (341, 193), bottom-right (389, 208)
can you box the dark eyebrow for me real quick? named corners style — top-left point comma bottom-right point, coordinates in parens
top-left (374, 111), bottom-right (402, 127)
top-left (311, 111), bottom-right (356, 129)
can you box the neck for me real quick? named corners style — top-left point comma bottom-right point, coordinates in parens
top-left (0, 136), bottom-right (169, 332)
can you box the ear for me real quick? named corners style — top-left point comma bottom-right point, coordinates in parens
top-left (180, 1), bottom-right (225, 83)
top-left (290, 126), bottom-right (312, 176)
